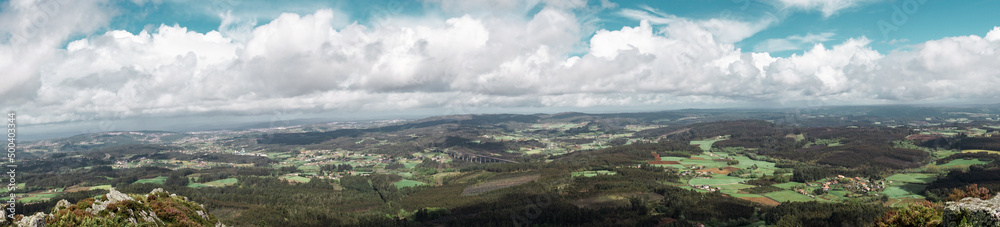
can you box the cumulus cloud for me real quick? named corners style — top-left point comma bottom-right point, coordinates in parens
top-left (773, 0), bottom-right (880, 17)
top-left (2, 0), bottom-right (1000, 127)
top-left (617, 6), bottom-right (778, 44)
top-left (0, 0), bottom-right (115, 101)
top-left (754, 32), bottom-right (837, 52)
top-left (427, 0), bottom-right (592, 14)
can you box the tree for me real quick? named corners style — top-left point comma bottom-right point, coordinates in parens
top-left (414, 208), bottom-right (430, 223)
top-left (606, 137), bottom-right (628, 146)
top-left (164, 174), bottom-right (188, 187)
top-left (947, 184), bottom-right (991, 201)
top-left (279, 166), bottom-right (297, 173)
top-left (417, 158), bottom-right (440, 169)
top-left (385, 163), bottom-right (404, 170)
top-left (873, 201), bottom-right (942, 227)
top-left (629, 197), bottom-right (648, 215)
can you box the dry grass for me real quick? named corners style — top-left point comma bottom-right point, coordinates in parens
top-left (571, 192), bottom-right (664, 209)
top-left (64, 184), bottom-right (91, 193)
top-left (461, 175), bottom-right (540, 195)
top-left (697, 167), bottom-right (741, 175)
top-left (739, 196), bottom-right (780, 206)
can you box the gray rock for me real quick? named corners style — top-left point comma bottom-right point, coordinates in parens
top-left (54, 200), bottom-right (71, 210)
top-left (15, 212), bottom-right (47, 227)
top-left (138, 210), bottom-right (163, 225)
top-left (943, 194), bottom-right (1000, 227)
top-left (106, 188), bottom-right (133, 203)
top-left (197, 210), bottom-right (206, 219)
top-left (90, 188), bottom-right (135, 214)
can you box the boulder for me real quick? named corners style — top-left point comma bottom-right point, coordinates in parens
top-left (943, 194), bottom-right (1000, 227)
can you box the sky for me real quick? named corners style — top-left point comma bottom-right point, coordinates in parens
top-left (2, 0), bottom-right (1000, 139)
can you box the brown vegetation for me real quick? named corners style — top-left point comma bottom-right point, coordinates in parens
top-left (697, 167), bottom-right (741, 175)
top-left (461, 175), bottom-right (540, 195)
top-left (739, 196), bottom-right (780, 206)
top-left (648, 161), bottom-right (681, 165)
top-left (947, 184), bottom-right (991, 201)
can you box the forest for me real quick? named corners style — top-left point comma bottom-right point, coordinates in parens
top-left (9, 106), bottom-right (1000, 226)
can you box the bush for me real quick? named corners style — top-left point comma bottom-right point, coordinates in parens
top-left (874, 201), bottom-right (943, 227)
top-left (948, 184), bottom-right (991, 202)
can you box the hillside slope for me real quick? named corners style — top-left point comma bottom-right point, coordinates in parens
top-left (2, 188), bottom-right (223, 227)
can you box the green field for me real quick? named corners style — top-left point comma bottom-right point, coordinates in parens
top-left (187, 183), bottom-right (212, 188)
top-left (134, 176), bottom-right (168, 184)
top-left (726, 191), bottom-right (765, 198)
top-left (659, 156), bottom-right (685, 161)
top-left (765, 190), bottom-right (817, 203)
top-left (885, 173), bottom-right (936, 184)
top-left (686, 157), bottom-right (727, 167)
top-left (281, 175), bottom-right (312, 183)
top-left (828, 190), bottom-right (850, 198)
top-left (571, 170), bottom-right (616, 177)
top-left (773, 182), bottom-right (806, 190)
top-left (933, 150), bottom-right (960, 159)
top-left (728, 156), bottom-right (780, 175)
top-left (394, 180), bottom-right (425, 189)
top-left (688, 175), bottom-right (745, 186)
top-left (651, 164), bottom-right (686, 169)
top-left (716, 183), bottom-right (755, 190)
top-left (0, 183), bottom-right (25, 193)
top-left (21, 193), bottom-right (59, 203)
top-left (818, 193), bottom-right (844, 201)
top-left (204, 178), bottom-right (238, 187)
top-left (90, 185), bottom-right (112, 190)
top-left (690, 138), bottom-right (725, 151)
top-left (938, 158), bottom-right (990, 167)
top-left (883, 184), bottom-right (927, 199)
top-left (882, 173), bottom-right (934, 199)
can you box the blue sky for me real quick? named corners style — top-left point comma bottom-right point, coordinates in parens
top-left (2, 0), bottom-right (1000, 138)
top-left (100, 0), bottom-right (1000, 56)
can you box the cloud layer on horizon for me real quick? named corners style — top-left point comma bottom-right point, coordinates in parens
top-left (1, 0), bottom-right (1000, 125)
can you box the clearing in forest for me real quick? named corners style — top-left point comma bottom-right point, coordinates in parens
top-left (461, 174), bottom-right (540, 195)
top-left (739, 196), bottom-right (781, 206)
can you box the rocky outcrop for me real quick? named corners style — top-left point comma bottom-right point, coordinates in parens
top-left (943, 194), bottom-right (1000, 227)
top-left (14, 212), bottom-right (47, 227)
top-left (86, 188), bottom-right (135, 215)
top-left (5, 188), bottom-right (225, 227)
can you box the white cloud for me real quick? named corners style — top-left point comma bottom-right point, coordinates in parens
top-left (773, 0), bottom-right (880, 17)
top-left (986, 27), bottom-right (1000, 42)
top-left (0, 0), bottom-right (115, 101)
top-left (754, 32), bottom-right (836, 52)
top-left (129, 0), bottom-right (161, 7)
top-left (218, 10), bottom-right (258, 43)
top-left (425, 0), bottom-right (592, 16)
top-left (617, 7), bottom-right (778, 44)
top-left (3, 1), bottom-right (1000, 128)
